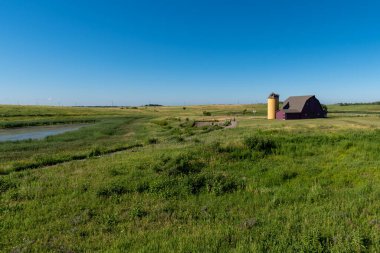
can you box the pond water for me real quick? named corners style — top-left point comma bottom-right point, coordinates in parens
top-left (0, 124), bottom-right (89, 142)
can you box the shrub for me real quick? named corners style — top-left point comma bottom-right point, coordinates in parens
top-left (228, 148), bottom-right (253, 160)
top-left (223, 120), bottom-right (232, 127)
top-left (130, 207), bottom-right (148, 218)
top-left (89, 147), bottom-right (102, 157)
top-left (244, 136), bottom-right (277, 154)
top-left (185, 175), bottom-right (207, 195)
top-left (149, 178), bottom-right (182, 198)
top-left (205, 173), bottom-right (245, 196)
top-left (96, 181), bottom-right (132, 197)
top-left (193, 138), bottom-right (201, 143)
top-left (135, 182), bottom-right (150, 193)
top-left (166, 154), bottom-right (204, 176)
top-left (147, 137), bottom-right (158, 144)
top-left (203, 111), bottom-right (211, 116)
top-left (109, 167), bottom-right (124, 176)
top-left (149, 173), bottom-right (244, 197)
top-left (166, 117), bottom-right (181, 121)
top-left (210, 142), bottom-right (253, 160)
top-left (281, 171), bottom-right (299, 181)
top-left (152, 120), bottom-right (168, 126)
top-left (173, 136), bottom-right (185, 142)
top-left (0, 178), bottom-right (16, 194)
top-left (209, 141), bottom-right (222, 152)
top-left (179, 121), bottom-right (195, 128)
top-left (202, 125), bottom-right (223, 133)
top-left (321, 104), bottom-right (328, 113)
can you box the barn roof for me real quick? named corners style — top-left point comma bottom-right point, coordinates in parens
top-left (281, 95), bottom-right (315, 113)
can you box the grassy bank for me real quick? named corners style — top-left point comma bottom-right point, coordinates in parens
top-left (1, 104), bottom-right (380, 252)
top-left (0, 116), bottom-right (151, 174)
top-left (0, 118), bottom-right (97, 129)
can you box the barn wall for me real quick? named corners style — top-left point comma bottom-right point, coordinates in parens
top-left (276, 110), bottom-right (285, 120)
top-left (278, 96), bottom-right (326, 120)
top-left (285, 113), bottom-right (302, 120)
top-left (302, 97), bottom-right (325, 118)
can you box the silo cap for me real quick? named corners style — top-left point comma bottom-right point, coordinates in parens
top-left (268, 93), bottom-right (279, 99)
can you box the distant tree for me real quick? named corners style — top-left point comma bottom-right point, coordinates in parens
top-left (203, 111), bottom-right (211, 116)
top-left (321, 104), bottom-right (328, 113)
top-left (338, 101), bottom-right (380, 106)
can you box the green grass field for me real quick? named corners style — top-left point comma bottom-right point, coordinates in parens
top-left (1, 104), bottom-right (380, 252)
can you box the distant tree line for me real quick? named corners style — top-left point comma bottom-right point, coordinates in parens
top-left (338, 102), bottom-right (380, 106)
top-left (144, 104), bottom-right (163, 107)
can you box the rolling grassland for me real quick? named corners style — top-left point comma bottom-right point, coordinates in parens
top-left (1, 104), bottom-right (380, 252)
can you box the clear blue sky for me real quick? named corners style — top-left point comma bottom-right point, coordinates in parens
top-left (1, 0), bottom-right (380, 106)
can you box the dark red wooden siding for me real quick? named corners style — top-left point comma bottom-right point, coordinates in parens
top-left (276, 96), bottom-right (326, 120)
top-left (276, 110), bottom-right (285, 120)
top-left (300, 97), bottom-right (325, 118)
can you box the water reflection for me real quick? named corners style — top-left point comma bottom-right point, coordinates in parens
top-left (0, 124), bottom-right (89, 142)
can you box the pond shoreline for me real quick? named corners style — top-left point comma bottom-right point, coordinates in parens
top-left (0, 123), bottom-right (93, 142)
top-left (0, 119), bottom-right (97, 129)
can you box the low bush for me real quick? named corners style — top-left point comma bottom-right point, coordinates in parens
top-left (130, 207), bottom-right (148, 218)
top-left (146, 153), bottom-right (245, 197)
top-left (88, 147), bottom-right (102, 157)
top-left (172, 136), bottom-right (185, 142)
top-left (149, 173), bottom-right (245, 198)
top-left (0, 178), bottom-right (16, 194)
top-left (179, 120), bottom-right (195, 128)
top-left (204, 173), bottom-right (245, 195)
top-left (185, 175), bottom-right (207, 195)
top-left (202, 125), bottom-right (223, 133)
top-left (149, 178), bottom-right (182, 198)
top-left (152, 120), bottom-right (168, 126)
top-left (147, 138), bottom-right (158, 144)
top-left (96, 181), bottom-right (132, 197)
top-left (109, 167), bottom-right (125, 176)
top-left (166, 154), bottom-right (204, 176)
top-left (281, 171), bottom-right (299, 181)
top-left (209, 142), bottom-right (254, 160)
top-left (135, 181), bottom-right (150, 193)
top-left (223, 120), bottom-right (232, 127)
top-left (244, 136), bottom-right (277, 154)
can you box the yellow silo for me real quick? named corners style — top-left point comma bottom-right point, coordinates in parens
top-left (267, 93), bottom-right (279, 120)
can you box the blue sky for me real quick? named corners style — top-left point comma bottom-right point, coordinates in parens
top-left (1, 0), bottom-right (380, 106)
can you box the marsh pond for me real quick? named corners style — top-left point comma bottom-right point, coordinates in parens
top-left (0, 124), bottom-right (89, 142)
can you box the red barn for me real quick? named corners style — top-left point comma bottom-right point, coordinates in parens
top-left (276, 95), bottom-right (326, 120)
